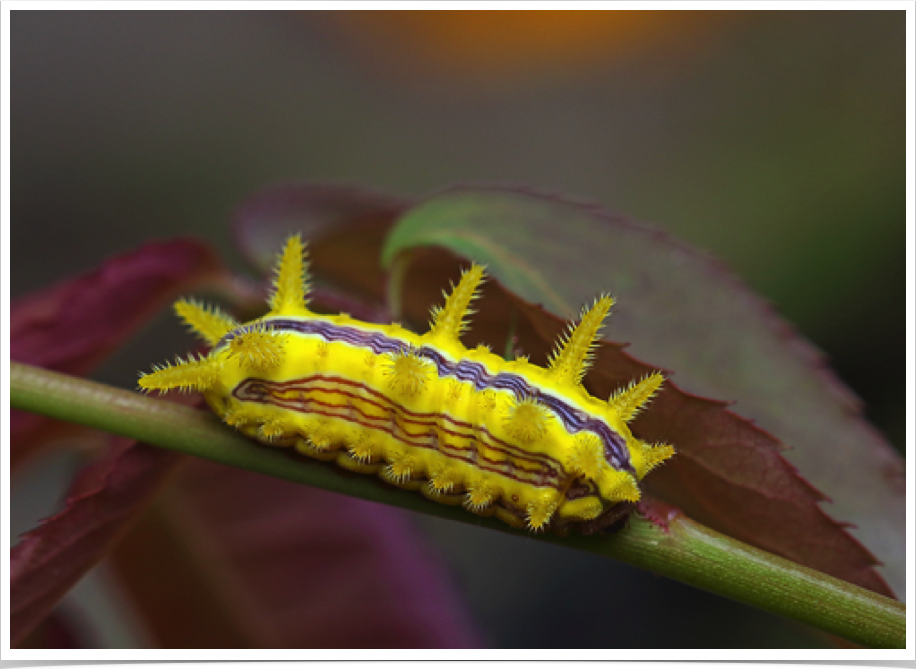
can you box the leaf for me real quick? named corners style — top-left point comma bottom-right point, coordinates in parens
top-left (10, 238), bottom-right (228, 469)
top-left (15, 609), bottom-right (90, 649)
top-left (380, 186), bottom-right (901, 598)
top-left (109, 459), bottom-right (482, 648)
top-left (10, 438), bottom-right (183, 647)
top-left (233, 182), bottom-right (409, 306)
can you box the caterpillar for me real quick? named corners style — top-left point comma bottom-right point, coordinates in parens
top-left (139, 236), bottom-right (674, 533)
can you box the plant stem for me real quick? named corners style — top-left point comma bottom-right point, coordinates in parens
top-left (10, 361), bottom-right (905, 648)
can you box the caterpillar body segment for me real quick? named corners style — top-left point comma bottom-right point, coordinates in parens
top-left (139, 237), bottom-right (675, 533)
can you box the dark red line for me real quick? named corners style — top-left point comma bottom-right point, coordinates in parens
top-left (238, 380), bottom-right (563, 487)
top-left (266, 397), bottom-right (556, 486)
top-left (239, 375), bottom-right (567, 470)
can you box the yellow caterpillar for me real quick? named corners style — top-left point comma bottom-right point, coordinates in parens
top-left (139, 236), bottom-right (674, 533)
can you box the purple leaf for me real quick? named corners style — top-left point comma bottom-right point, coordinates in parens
top-left (10, 439), bottom-right (184, 647)
top-left (109, 459), bottom-right (482, 648)
top-left (10, 238), bottom-right (227, 468)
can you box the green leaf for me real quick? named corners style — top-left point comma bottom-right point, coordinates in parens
top-left (381, 186), bottom-right (904, 598)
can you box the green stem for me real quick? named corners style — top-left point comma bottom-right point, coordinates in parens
top-left (10, 361), bottom-right (905, 648)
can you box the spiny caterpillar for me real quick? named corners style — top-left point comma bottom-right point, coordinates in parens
top-left (139, 236), bottom-right (674, 533)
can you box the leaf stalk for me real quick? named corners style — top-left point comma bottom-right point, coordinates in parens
top-left (10, 361), bottom-right (905, 649)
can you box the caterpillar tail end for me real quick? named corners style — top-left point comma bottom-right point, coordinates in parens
top-left (632, 441), bottom-right (676, 480)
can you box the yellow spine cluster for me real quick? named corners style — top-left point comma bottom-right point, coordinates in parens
top-left (174, 299), bottom-right (238, 345)
top-left (139, 354), bottom-right (220, 393)
top-left (548, 295), bottom-right (614, 385)
top-left (428, 265), bottom-right (485, 341)
top-left (268, 234), bottom-right (310, 314)
top-left (609, 373), bottom-right (665, 422)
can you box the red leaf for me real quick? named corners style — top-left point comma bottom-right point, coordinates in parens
top-left (110, 460), bottom-right (481, 648)
top-left (16, 608), bottom-right (91, 649)
top-left (10, 238), bottom-right (227, 468)
top-left (10, 439), bottom-right (184, 647)
top-left (380, 185), bottom-right (904, 597)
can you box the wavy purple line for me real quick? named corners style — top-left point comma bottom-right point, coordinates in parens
top-left (218, 317), bottom-right (632, 472)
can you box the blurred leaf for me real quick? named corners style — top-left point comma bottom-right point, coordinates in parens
top-left (380, 186), bottom-right (900, 598)
top-left (112, 459), bottom-right (481, 648)
top-left (233, 182), bottom-right (409, 306)
top-left (10, 238), bottom-right (228, 469)
top-left (335, 11), bottom-right (735, 80)
top-left (10, 438), bottom-right (183, 647)
top-left (16, 609), bottom-right (91, 649)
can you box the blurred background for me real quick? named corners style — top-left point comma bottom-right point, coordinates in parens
top-left (11, 10), bottom-right (904, 648)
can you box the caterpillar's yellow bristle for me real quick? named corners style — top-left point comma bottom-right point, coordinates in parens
top-left (527, 497), bottom-right (558, 532)
top-left (503, 396), bottom-right (551, 444)
top-left (609, 372), bottom-right (665, 423)
top-left (301, 417), bottom-right (333, 450)
top-left (227, 324), bottom-right (287, 372)
top-left (174, 298), bottom-right (238, 346)
top-left (348, 430), bottom-right (377, 463)
top-left (428, 465), bottom-right (461, 494)
top-left (428, 264), bottom-right (486, 341)
top-left (548, 295), bottom-right (614, 386)
top-left (222, 410), bottom-right (244, 428)
top-left (220, 398), bottom-right (244, 427)
top-left (464, 476), bottom-right (496, 511)
top-left (258, 418), bottom-right (286, 441)
top-left (336, 450), bottom-right (382, 474)
top-left (384, 452), bottom-right (416, 484)
top-left (138, 354), bottom-right (219, 394)
top-left (295, 437), bottom-right (337, 461)
top-left (268, 234), bottom-right (310, 314)
top-left (633, 441), bottom-right (676, 480)
top-left (385, 349), bottom-right (433, 397)
top-left (567, 433), bottom-right (608, 480)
